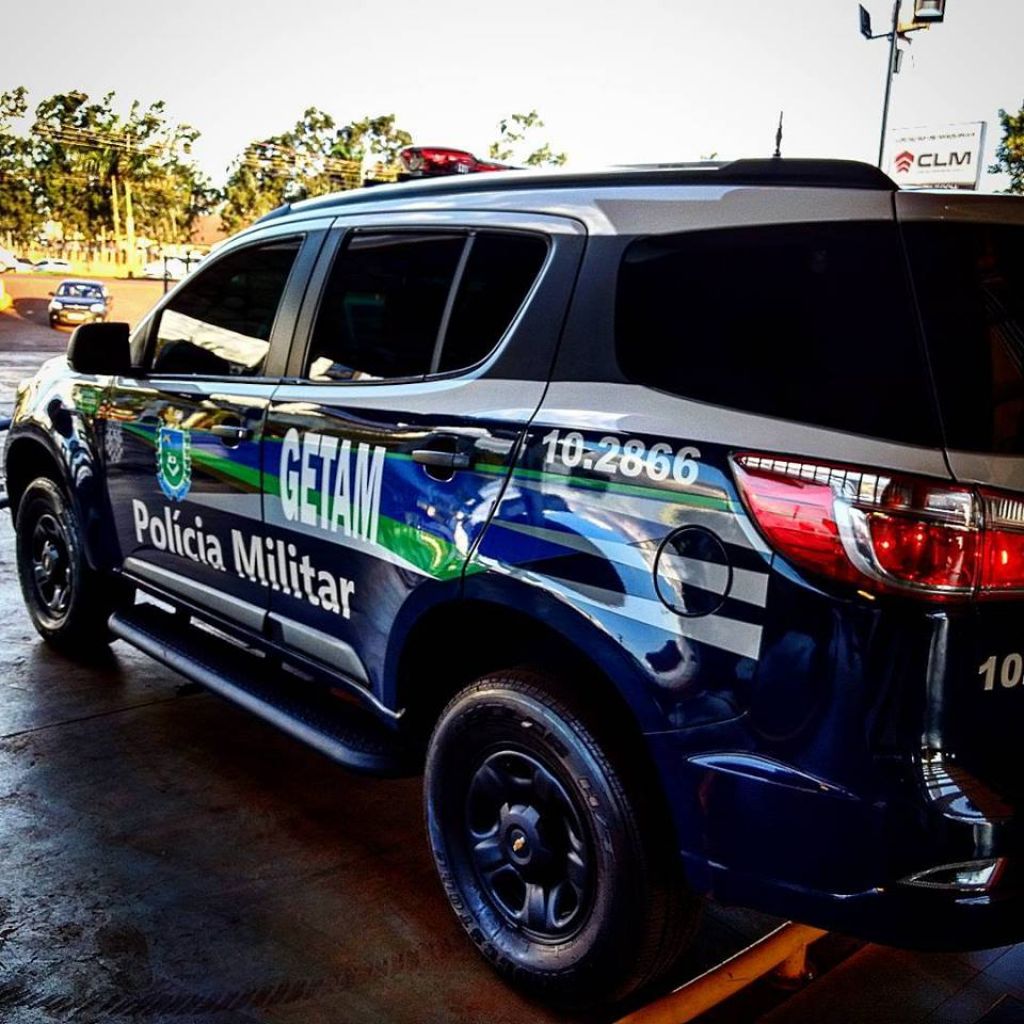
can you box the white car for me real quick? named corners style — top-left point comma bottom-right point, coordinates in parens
top-left (0, 250), bottom-right (34, 274)
top-left (33, 259), bottom-right (73, 274)
top-left (143, 255), bottom-right (204, 280)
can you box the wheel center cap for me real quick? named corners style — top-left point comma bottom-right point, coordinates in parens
top-left (511, 830), bottom-right (528, 854)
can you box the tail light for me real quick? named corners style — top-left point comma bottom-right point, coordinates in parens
top-left (732, 454), bottom-right (1024, 600)
top-left (398, 146), bottom-right (513, 178)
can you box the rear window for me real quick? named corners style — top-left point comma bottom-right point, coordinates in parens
top-left (616, 222), bottom-right (941, 446)
top-left (903, 222), bottom-right (1024, 454)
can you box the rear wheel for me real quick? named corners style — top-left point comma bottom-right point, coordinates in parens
top-left (15, 478), bottom-right (114, 653)
top-left (424, 669), bottom-right (700, 1008)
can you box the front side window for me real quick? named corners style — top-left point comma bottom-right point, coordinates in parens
top-left (149, 238), bottom-right (301, 376)
top-left (615, 222), bottom-right (941, 446)
top-left (306, 230), bottom-right (547, 382)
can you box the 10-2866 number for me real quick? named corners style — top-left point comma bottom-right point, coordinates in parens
top-left (540, 429), bottom-right (700, 485)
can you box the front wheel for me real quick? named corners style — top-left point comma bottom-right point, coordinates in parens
top-left (424, 669), bottom-right (700, 1009)
top-left (15, 478), bottom-right (114, 653)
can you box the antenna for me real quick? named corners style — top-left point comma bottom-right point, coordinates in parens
top-left (773, 111), bottom-right (784, 158)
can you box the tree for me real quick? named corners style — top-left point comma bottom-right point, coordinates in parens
top-left (30, 90), bottom-right (214, 246)
top-left (488, 110), bottom-right (567, 168)
top-left (221, 109), bottom-right (413, 234)
top-left (335, 114), bottom-right (413, 166)
top-left (989, 101), bottom-right (1024, 194)
top-left (0, 87), bottom-right (40, 246)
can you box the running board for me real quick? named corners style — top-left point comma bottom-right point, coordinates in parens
top-left (109, 604), bottom-right (413, 777)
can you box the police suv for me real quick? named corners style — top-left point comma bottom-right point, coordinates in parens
top-left (7, 155), bottom-right (1024, 1008)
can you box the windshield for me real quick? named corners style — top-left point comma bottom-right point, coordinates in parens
top-left (57, 283), bottom-right (103, 300)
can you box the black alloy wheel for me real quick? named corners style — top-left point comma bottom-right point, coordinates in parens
top-left (466, 748), bottom-right (592, 941)
top-left (28, 510), bottom-right (74, 619)
top-left (15, 477), bottom-right (116, 651)
top-left (425, 669), bottom-right (701, 1008)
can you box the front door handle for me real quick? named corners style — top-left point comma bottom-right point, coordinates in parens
top-left (411, 449), bottom-right (471, 471)
top-left (211, 423), bottom-right (252, 446)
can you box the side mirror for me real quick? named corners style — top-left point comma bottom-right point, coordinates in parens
top-left (48, 291), bottom-right (54, 297)
top-left (67, 321), bottom-right (132, 375)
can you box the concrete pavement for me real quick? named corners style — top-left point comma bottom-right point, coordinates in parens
top-left (1, 291), bottom-right (1018, 1023)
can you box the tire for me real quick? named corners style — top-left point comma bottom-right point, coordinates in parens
top-left (424, 668), bottom-right (701, 1008)
top-left (15, 478), bottom-right (114, 653)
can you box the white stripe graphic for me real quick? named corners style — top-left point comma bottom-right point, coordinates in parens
top-left (510, 569), bottom-right (764, 661)
top-left (506, 473), bottom-right (771, 555)
top-left (493, 519), bottom-right (769, 609)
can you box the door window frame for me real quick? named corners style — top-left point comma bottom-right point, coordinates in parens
top-left (126, 220), bottom-right (331, 384)
top-left (285, 210), bottom-right (583, 386)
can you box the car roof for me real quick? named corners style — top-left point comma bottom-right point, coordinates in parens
top-left (252, 158), bottom-right (897, 228)
top-left (57, 279), bottom-right (104, 288)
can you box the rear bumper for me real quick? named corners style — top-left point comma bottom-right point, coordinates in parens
top-left (699, 856), bottom-right (1024, 951)
top-left (650, 738), bottom-right (1024, 950)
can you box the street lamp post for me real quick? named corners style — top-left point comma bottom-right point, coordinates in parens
top-left (859, 0), bottom-right (948, 169)
top-left (878, 0), bottom-right (901, 167)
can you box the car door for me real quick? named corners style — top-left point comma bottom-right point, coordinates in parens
top-left (261, 211), bottom-right (585, 705)
top-left (101, 223), bottom-right (327, 631)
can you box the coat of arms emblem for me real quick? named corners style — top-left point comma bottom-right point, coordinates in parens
top-left (156, 421), bottom-right (192, 501)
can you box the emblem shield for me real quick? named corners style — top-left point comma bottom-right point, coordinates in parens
top-left (156, 426), bottom-right (192, 501)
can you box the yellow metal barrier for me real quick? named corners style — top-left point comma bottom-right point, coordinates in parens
top-left (617, 923), bottom-right (826, 1024)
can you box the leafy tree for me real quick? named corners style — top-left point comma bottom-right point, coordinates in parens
top-left (0, 87), bottom-right (42, 246)
top-left (221, 109), bottom-right (412, 233)
top-left (989, 101), bottom-right (1024, 194)
top-left (488, 110), bottom-right (567, 167)
top-left (30, 90), bottom-right (213, 246)
top-left (334, 114), bottom-right (413, 165)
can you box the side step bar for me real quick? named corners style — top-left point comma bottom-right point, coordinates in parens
top-left (109, 603), bottom-right (413, 777)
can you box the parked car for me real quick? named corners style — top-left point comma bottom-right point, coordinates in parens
top-left (33, 258), bottom-right (73, 274)
top-left (47, 279), bottom-right (111, 329)
top-left (5, 156), bottom-right (1024, 1010)
top-left (142, 255), bottom-right (204, 280)
top-left (0, 250), bottom-right (35, 274)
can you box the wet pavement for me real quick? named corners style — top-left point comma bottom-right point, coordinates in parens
top-left (0, 574), bottom-right (785, 1024)
top-left (0, 292), bottom-right (1018, 1023)
top-left (0, 296), bottom-right (781, 1021)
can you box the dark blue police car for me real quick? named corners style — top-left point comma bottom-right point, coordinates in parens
top-left (5, 154), bottom-right (1024, 1008)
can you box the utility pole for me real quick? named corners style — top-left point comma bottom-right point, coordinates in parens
top-left (859, 1), bottom-right (947, 169)
top-left (878, 0), bottom-right (901, 167)
top-left (110, 173), bottom-right (121, 245)
top-left (123, 129), bottom-right (136, 265)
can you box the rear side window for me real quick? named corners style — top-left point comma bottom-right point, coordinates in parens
top-left (904, 222), bottom-right (1024, 454)
top-left (439, 233), bottom-right (547, 373)
top-left (616, 222), bottom-right (940, 446)
top-left (150, 239), bottom-right (300, 376)
top-left (306, 230), bottom-right (546, 382)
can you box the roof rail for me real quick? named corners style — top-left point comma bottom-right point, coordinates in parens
top-left (253, 158), bottom-right (895, 225)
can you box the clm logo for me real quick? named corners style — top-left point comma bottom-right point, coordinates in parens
top-left (157, 425), bottom-right (192, 501)
top-left (894, 150), bottom-right (915, 173)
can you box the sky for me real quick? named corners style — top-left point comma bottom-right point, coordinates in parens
top-left (7, 0), bottom-right (1023, 191)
